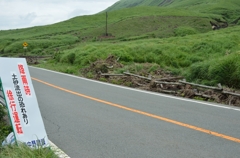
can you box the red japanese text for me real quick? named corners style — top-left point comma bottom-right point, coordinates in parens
top-left (6, 90), bottom-right (23, 134)
top-left (18, 64), bottom-right (31, 96)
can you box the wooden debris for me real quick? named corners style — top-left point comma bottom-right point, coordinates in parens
top-left (154, 80), bottom-right (184, 86)
top-left (179, 80), bottom-right (223, 91)
top-left (158, 89), bottom-right (177, 94)
top-left (195, 93), bottom-right (212, 99)
top-left (156, 76), bottom-right (184, 81)
top-left (123, 72), bottom-right (152, 81)
top-left (101, 74), bottom-right (124, 76)
top-left (222, 91), bottom-right (240, 97)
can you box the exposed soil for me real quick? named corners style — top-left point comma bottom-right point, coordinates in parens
top-left (81, 55), bottom-right (240, 107)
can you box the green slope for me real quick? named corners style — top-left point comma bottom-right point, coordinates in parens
top-left (0, 6), bottom-right (215, 55)
top-left (105, 0), bottom-right (240, 22)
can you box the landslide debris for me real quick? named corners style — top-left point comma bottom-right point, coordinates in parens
top-left (81, 55), bottom-right (240, 107)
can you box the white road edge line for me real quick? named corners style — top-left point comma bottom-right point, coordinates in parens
top-left (49, 140), bottom-right (71, 158)
top-left (30, 66), bottom-right (240, 112)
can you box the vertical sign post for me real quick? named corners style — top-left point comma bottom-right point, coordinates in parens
top-left (23, 42), bottom-right (28, 55)
top-left (0, 80), bottom-right (6, 106)
top-left (0, 57), bottom-right (49, 148)
top-left (106, 12), bottom-right (108, 36)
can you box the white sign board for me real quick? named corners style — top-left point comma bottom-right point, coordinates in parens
top-left (0, 57), bottom-right (49, 148)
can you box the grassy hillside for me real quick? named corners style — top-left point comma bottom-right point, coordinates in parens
top-left (38, 25), bottom-right (240, 88)
top-left (0, 6), bottom-right (213, 55)
top-left (0, 0), bottom-right (240, 89)
top-left (105, 0), bottom-right (240, 23)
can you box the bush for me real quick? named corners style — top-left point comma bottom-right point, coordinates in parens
top-left (178, 59), bottom-right (191, 67)
top-left (186, 61), bottom-right (211, 81)
top-left (119, 52), bottom-right (134, 62)
top-left (0, 122), bottom-right (12, 143)
top-left (191, 42), bottom-right (213, 54)
top-left (148, 64), bottom-right (160, 73)
top-left (53, 52), bottom-right (62, 62)
top-left (31, 48), bottom-right (42, 54)
top-left (145, 52), bottom-right (156, 63)
top-left (0, 105), bottom-right (5, 121)
top-left (67, 53), bottom-right (76, 64)
top-left (187, 54), bottom-right (240, 88)
top-left (62, 67), bottom-right (76, 74)
top-left (0, 106), bottom-right (12, 142)
top-left (86, 72), bottom-right (94, 79)
top-left (209, 54), bottom-right (240, 88)
top-left (174, 27), bottom-right (198, 37)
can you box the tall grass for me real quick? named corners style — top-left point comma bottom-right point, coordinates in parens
top-left (0, 106), bottom-right (12, 143)
top-left (209, 54), bottom-right (240, 88)
top-left (0, 144), bottom-right (57, 158)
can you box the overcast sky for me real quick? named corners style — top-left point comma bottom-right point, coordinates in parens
top-left (0, 0), bottom-right (119, 30)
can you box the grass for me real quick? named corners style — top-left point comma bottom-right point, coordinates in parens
top-left (1, 1), bottom-right (233, 59)
top-left (36, 25), bottom-right (240, 88)
top-left (0, 104), bottom-right (57, 158)
top-left (0, 105), bottom-right (12, 143)
top-left (105, 0), bottom-right (240, 22)
top-left (0, 144), bottom-right (57, 158)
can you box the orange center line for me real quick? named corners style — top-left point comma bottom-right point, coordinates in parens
top-left (32, 77), bottom-right (240, 144)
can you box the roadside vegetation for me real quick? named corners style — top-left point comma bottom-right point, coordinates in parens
top-left (0, 105), bottom-right (57, 157)
top-left (0, 105), bottom-right (12, 143)
top-left (0, 144), bottom-right (57, 158)
top-left (35, 26), bottom-right (240, 89)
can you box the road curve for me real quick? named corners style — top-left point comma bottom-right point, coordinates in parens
top-left (29, 67), bottom-right (240, 158)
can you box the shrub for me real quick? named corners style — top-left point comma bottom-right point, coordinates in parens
top-left (0, 105), bottom-right (6, 121)
top-left (191, 42), bottom-right (213, 54)
top-left (63, 67), bottom-right (76, 74)
top-left (186, 56), bottom-right (204, 63)
top-left (31, 48), bottom-right (42, 54)
top-left (99, 78), bottom-right (108, 82)
top-left (174, 27), bottom-right (198, 37)
top-left (67, 53), bottom-right (76, 64)
top-left (0, 106), bottom-right (12, 142)
top-left (209, 54), bottom-right (240, 88)
top-left (178, 59), bottom-right (191, 67)
top-left (148, 64), bottom-right (159, 73)
top-left (187, 54), bottom-right (240, 88)
top-left (119, 52), bottom-right (134, 62)
top-left (53, 52), bottom-right (62, 62)
top-left (0, 122), bottom-right (12, 143)
top-left (135, 64), bottom-right (144, 72)
top-left (123, 82), bottom-right (132, 87)
top-left (186, 61), bottom-right (211, 81)
top-left (145, 52), bottom-right (156, 63)
top-left (86, 72), bottom-right (94, 79)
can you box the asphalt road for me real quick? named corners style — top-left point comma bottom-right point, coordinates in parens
top-left (29, 67), bottom-right (240, 158)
